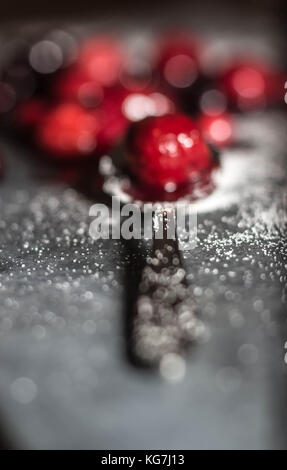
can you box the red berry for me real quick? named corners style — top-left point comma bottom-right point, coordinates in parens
top-left (219, 61), bottom-right (283, 110)
top-left (36, 103), bottom-right (102, 159)
top-left (77, 36), bottom-right (125, 87)
top-left (198, 112), bottom-right (234, 148)
top-left (52, 67), bottom-right (104, 108)
top-left (95, 86), bottom-right (129, 150)
top-left (156, 33), bottom-right (201, 89)
top-left (126, 113), bottom-right (214, 191)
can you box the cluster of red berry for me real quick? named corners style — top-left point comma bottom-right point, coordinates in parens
top-left (0, 30), bottom-right (285, 194)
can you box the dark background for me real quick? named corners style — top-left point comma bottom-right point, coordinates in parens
top-left (0, 0), bottom-right (285, 22)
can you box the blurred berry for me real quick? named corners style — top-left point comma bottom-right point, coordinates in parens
top-left (120, 86), bottom-right (176, 122)
top-left (52, 66), bottom-right (104, 108)
top-left (219, 61), bottom-right (284, 110)
top-left (77, 36), bottom-right (125, 87)
top-left (156, 32), bottom-right (201, 89)
top-left (198, 112), bottom-right (234, 148)
top-left (36, 103), bottom-right (102, 159)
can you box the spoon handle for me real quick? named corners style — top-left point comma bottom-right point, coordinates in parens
top-left (130, 208), bottom-right (203, 367)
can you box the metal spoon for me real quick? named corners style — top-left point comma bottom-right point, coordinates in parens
top-left (99, 155), bottom-right (214, 368)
